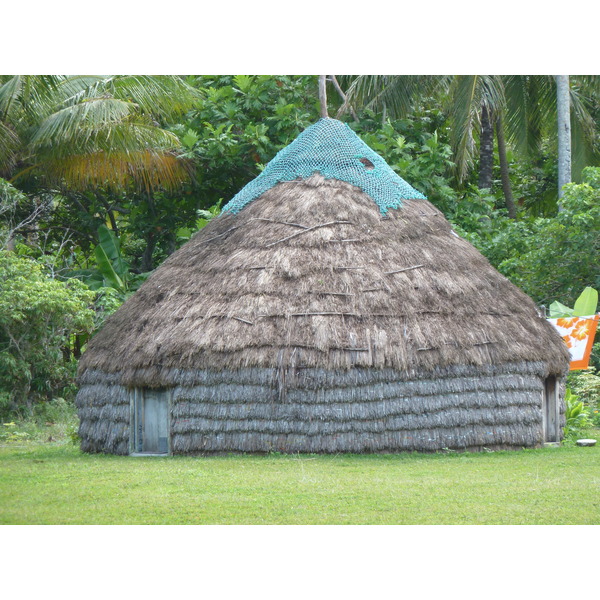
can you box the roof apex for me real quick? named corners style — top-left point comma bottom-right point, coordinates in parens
top-left (223, 117), bottom-right (426, 215)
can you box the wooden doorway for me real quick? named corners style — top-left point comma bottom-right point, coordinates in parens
top-left (542, 376), bottom-right (559, 443)
top-left (132, 388), bottom-right (170, 454)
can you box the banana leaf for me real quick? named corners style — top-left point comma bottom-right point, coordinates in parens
top-left (97, 225), bottom-right (130, 282)
top-left (94, 243), bottom-right (124, 291)
top-left (573, 287), bottom-right (598, 317)
top-left (549, 301), bottom-right (574, 318)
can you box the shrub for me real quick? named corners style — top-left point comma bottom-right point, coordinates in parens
top-left (563, 388), bottom-right (595, 439)
top-left (464, 167), bottom-right (600, 308)
top-left (33, 397), bottom-right (76, 425)
top-left (567, 368), bottom-right (600, 427)
top-left (0, 252), bottom-right (95, 418)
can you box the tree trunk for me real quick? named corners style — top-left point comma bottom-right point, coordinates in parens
top-left (141, 193), bottom-right (157, 272)
top-left (478, 104), bottom-right (494, 190)
top-left (496, 114), bottom-right (517, 219)
top-left (165, 231), bottom-right (177, 257)
top-left (330, 75), bottom-right (359, 122)
top-left (73, 334), bottom-right (83, 360)
top-left (319, 75), bottom-right (328, 118)
top-left (96, 193), bottom-right (119, 233)
top-left (141, 232), bottom-right (156, 272)
top-left (556, 75), bottom-right (571, 206)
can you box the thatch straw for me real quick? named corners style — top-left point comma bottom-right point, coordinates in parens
top-left (79, 175), bottom-right (569, 384)
top-left (76, 175), bottom-right (570, 454)
top-left (77, 363), bottom-right (566, 454)
top-left (77, 364), bottom-right (559, 454)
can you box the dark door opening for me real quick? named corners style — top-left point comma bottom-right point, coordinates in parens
top-left (132, 388), bottom-right (169, 454)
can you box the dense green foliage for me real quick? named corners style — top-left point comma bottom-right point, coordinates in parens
top-left (0, 74), bottom-right (598, 420)
top-left (344, 75), bottom-right (600, 191)
top-left (567, 367), bottom-right (600, 430)
top-left (174, 75), bottom-right (319, 206)
top-left (462, 167), bottom-right (600, 307)
top-left (65, 224), bottom-right (150, 300)
top-left (0, 252), bottom-right (95, 417)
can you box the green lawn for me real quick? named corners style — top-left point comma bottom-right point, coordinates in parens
top-left (1, 438), bottom-right (599, 524)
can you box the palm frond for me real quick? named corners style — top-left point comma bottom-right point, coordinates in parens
top-left (0, 121), bottom-right (20, 175)
top-left (29, 97), bottom-right (137, 147)
top-left (478, 75), bottom-right (506, 111)
top-left (55, 75), bottom-right (108, 98)
top-left (1, 75), bottom-right (199, 192)
top-left (569, 83), bottom-right (598, 179)
top-left (0, 75), bottom-right (23, 121)
top-left (0, 75), bottom-right (63, 124)
top-left (502, 75), bottom-right (530, 154)
top-left (109, 75), bottom-right (201, 120)
top-left (49, 75), bottom-right (111, 110)
top-left (36, 75), bottom-right (200, 122)
top-left (570, 83), bottom-right (597, 145)
top-left (572, 75), bottom-right (600, 95)
top-left (39, 150), bottom-right (191, 192)
top-left (447, 75), bottom-right (483, 182)
top-left (19, 76), bottom-right (63, 121)
top-left (571, 114), bottom-right (591, 180)
top-left (344, 75), bottom-right (441, 118)
top-left (533, 75), bottom-right (557, 139)
top-left (32, 116), bottom-right (182, 165)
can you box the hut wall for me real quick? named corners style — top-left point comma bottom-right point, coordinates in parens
top-left (77, 362), bottom-right (565, 454)
top-left (76, 374), bottom-right (130, 455)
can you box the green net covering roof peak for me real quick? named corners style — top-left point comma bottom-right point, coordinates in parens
top-left (222, 118), bottom-right (427, 215)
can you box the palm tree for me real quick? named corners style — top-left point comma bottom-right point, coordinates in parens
top-left (0, 75), bottom-right (200, 192)
top-left (478, 103), bottom-right (494, 190)
top-left (339, 75), bottom-right (441, 122)
top-left (343, 75), bottom-right (515, 212)
top-left (556, 75), bottom-right (571, 201)
top-left (342, 75), bottom-right (599, 214)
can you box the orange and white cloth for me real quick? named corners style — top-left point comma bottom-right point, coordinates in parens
top-left (548, 314), bottom-right (599, 370)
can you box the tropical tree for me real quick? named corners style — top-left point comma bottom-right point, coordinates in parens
top-left (0, 75), bottom-right (200, 192)
top-left (463, 166), bottom-right (600, 307)
top-left (0, 251), bottom-right (95, 415)
top-left (174, 75), bottom-right (318, 207)
top-left (0, 75), bottom-right (205, 273)
top-left (341, 75), bottom-right (600, 215)
top-left (556, 75), bottom-right (572, 201)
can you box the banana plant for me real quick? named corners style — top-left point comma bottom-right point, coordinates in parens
top-left (67, 225), bottom-right (149, 299)
top-left (549, 287), bottom-right (598, 318)
top-left (93, 225), bottom-right (130, 290)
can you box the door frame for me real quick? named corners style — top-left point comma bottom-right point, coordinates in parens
top-left (130, 388), bottom-right (172, 455)
top-left (542, 376), bottom-right (559, 443)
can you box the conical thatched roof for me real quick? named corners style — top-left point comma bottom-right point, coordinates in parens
top-left (79, 119), bottom-right (569, 387)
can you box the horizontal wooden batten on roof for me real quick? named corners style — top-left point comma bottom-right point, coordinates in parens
top-left (197, 226), bottom-right (240, 245)
top-left (246, 218), bottom-right (309, 229)
top-left (308, 291), bottom-right (354, 297)
top-left (385, 265), bottom-right (425, 275)
top-left (265, 220), bottom-right (353, 248)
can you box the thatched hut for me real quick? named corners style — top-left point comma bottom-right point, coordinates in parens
top-left (76, 118), bottom-right (570, 455)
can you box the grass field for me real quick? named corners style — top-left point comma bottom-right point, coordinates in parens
top-left (1, 433), bottom-right (600, 524)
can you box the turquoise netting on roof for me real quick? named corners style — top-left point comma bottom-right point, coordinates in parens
top-left (222, 118), bottom-right (427, 215)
